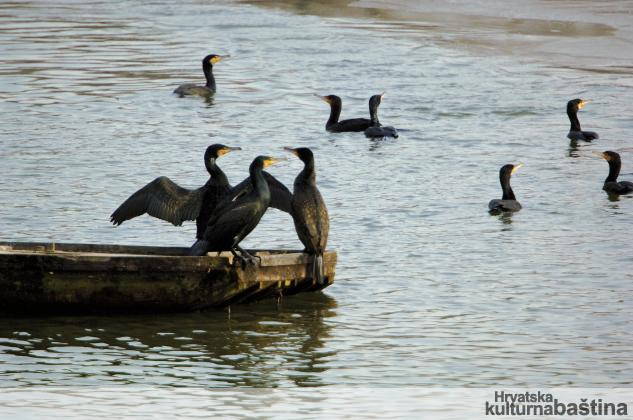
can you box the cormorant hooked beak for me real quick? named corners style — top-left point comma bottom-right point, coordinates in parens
top-left (262, 157), bottom-right (285, 168)
top-left (578, 99), bottom-right (590, 110)
top-left (283, 146), bottom-right (300, 157)
top-left (218, 146), bottom-right (242, 156)
top-left (210, 55), bottom-right (228, 65)
top-left (315, 94), bottom-right (331, 104)
top-left (511, 163), bottom-right (523, 174)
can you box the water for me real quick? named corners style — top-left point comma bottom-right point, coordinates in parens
top-left (2, 0), bottom-right (633, 412)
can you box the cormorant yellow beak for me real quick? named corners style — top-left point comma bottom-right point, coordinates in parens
top-left (380, 92), bottom-right (386, 99)
top-left (210, 55), bottom-right (225, 65)
top-left (262, 157), bottom-right (283, 168)
top-left (283, 146), bottom-right (300, 157)
top-left (511, 163), bottom-right (523, 174)
top-left (578, 99), bottom-right (590, 109)
top-left (218, 146), bottom-right (241, 156)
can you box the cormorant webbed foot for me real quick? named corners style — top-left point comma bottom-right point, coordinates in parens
top-left (231, 246), bottom-right (261, 267)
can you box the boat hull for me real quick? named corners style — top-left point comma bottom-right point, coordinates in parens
top-left (0, 242), bottom-right (336, 314)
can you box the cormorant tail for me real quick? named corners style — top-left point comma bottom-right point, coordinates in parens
top-left (312, 253), bottom-right (325, 285)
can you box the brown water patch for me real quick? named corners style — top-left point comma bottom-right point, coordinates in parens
top-left (241, 0), bottom-right (633, 73)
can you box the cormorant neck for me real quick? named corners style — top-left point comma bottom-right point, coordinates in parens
top-left (369, 103), bottom-right (380, 125)
top-left (567, 107), bottom-right (581, 132)
top-left (500, 174), bottom-right (516, 201)
top-left (326, 102), bottom-right (341, 128)
top-left (606, 159), bottom-right (621, 183)
top-left (250, 162), bottom-right (270, 200)
top-left (205, 158), bottom-right (228, 185)
top-left (297, 158), bottom-right (316, 185)
top-left (202, 61), bottom-right (216, 91)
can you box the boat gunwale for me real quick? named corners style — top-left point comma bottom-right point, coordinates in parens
top-left (0, 241), bottom-right (337, 272)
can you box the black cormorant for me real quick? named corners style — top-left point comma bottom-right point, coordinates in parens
top-left (223, 170), bottom-right (292, 215)
top-left (174, 54), bottom-right (226, 97)
top-left (110, 144), bottom-right (241, 238)
top-left (597, 151), bottom-right (633, 194)
top-left (284, 146), bottom-right (330, 284)
top-left (567, 99), bottom-right (598, 141)
top-left (189, 156), bottom-right (283, 263)
top-left (318, 94), bottom-right (372, 132)
top-left (488, 164), bottom-right (523, 214)
top-left (364, 93), bottom-right (398, 139)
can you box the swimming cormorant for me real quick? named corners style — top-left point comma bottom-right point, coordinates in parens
top-left (567, 99), bottom-right (598, 141)
top-left (318, 94), bottom-right (372, 132)
top-left (364, 93), bottom-right (398, 139)
top-left (488, 164), bottom-right (523, 214)
top-left (597, 151), bottom-right (633, 194)
top-left (189, 156), bottom-right (283, 263)
top-left (284, 146), bottom-right (330, 284)
top-left (174, 54), bottom-right (226, 97)
top-left (110, 144), bottom-right (241, 238)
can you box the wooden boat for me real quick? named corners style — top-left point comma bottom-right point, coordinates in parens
top-left (0, 241), bottom-right (336, 314)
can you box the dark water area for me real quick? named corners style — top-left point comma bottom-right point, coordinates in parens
top-left (0, 294), bottom-right (336, 388)
top-left (2, 0), bottom-right (633, 409)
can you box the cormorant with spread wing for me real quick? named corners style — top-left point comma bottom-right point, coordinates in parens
top-left (110, 144), bottom-right (241, 239)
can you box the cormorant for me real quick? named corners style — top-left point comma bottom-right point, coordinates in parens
top-left (189, 156), bottom-right (283, 263)
top-left (364, 93), bottom-right (398, 139)
top-left (567, 99), bottom-right (598, 141)
top-left (318, 94), bottom-right (372, 132)
top-left (488, 164), bottom-right (523, 214)
top-left (597, 151), bottom-right (633, 194)
top-left (174, 54), bottom-right (226, 97)
top-left (110, 144), bottom-right (241, 238)
top-left (284, 146), bottom-right (330, 284)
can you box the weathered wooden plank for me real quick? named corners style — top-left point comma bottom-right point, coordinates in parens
top-left (0, 242), bottom-right (189, 256)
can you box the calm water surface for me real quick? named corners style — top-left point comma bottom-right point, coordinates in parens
top-left (2, 0), bottom-right (633, 403)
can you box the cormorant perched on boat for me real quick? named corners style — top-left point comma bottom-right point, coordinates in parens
top-left (174, 54), bottom-right (226, 97)
top-left (488, 164), bottom-right (523, 214)
top-left (596, 151), bottom-right (633, 195)
top-left (318, 94), bottom-right (372, 132)
top-left (567, 99), bottom-right (598, 141)
top-left (364, 93), bottom-right (398, 139)
top-left (284, 146), bottom-right (329, 284)
top-left (110, 144), bottom-right (241, 238)
top-left (189, 156), bottom-right (283, 263)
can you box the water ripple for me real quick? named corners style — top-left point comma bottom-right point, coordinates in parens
top-left (1, 0), bottom-right (633, 397)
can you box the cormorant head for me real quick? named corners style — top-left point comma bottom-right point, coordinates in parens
top-left (205, 144), bottom-right (241, 160)
top-left (500, 163), bottom-right (522, 179)
top-left (283, 146), bottom-right (314, 163)
top-left (368, 93), bottom-right (384, 109)
top-left (567, 98), bottom-right (589, 113)
top-left (203, 54), bottom-right (225, 66)
top-left (600, 150), bottom-right (621, 163)
top-left (253, 155), bottom-right (283, 170)
top-left (318, 94), bottom-right (342, 107)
